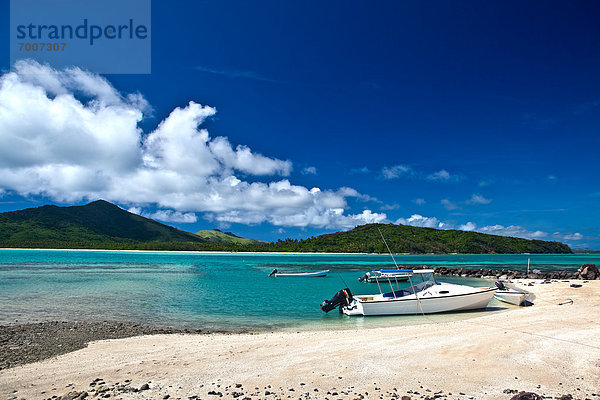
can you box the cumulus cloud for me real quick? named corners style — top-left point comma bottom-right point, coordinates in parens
top-left (381, 165), bottom-right (412, 179)
top-left (476, 224), bottom-right (547, 239)
top-left (442, 194), bottom-right (492, 210)
top-left (466, 194), bottom-right (492, 205)
top-left (380, 203), bottom-right (401, 210)
top-left (210, 206), bottom-right (387, 229)
top-left (301, 166), bottom-right (317, 175)
top-left (379, 165), bottom-right (463, 183)
top-left (441, 199), bottom-right (460, 210)
top-left (0, 60), bottom-right (379, 230)
top-left (426, 169), bottom-right (461, 182)
top-left (337, 187), bottom-right (380, 203)
top-left (553, 232), bottom-right (583, 241)
top-left (458, 222), bottom-right (476, 231)
top-left (128, 207), bottom-right (198, 223)
top-left (395, 212), bottom-right (576, 243)
top-left (455, 221), bottom-right (548, 239)
top-left (396, 214), bottom-right (445, 229)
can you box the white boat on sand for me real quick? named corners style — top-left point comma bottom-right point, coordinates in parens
top-left (493, 281), bottom-right (528, 306)
top-left (269, 268), bottom-right (329, 277)
top-left (321, 270), bottom-right (496, 316)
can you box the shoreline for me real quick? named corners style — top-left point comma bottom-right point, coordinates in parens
top-left (1, 279), bottom-right (598, 399)
top-left (0, 247), bottom-right (587, 256)
top-left (0, 321), bottom-right (222, 371)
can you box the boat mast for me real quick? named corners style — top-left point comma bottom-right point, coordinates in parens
top-left (378, 228), bottom-right (400, 269)
top-left (378, 227), bottom-right (400, 297)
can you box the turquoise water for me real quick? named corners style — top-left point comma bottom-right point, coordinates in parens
top-left (0, 250), bottom-right (596, 331)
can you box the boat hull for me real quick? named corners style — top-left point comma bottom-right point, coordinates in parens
top-left (344, 286), bottom-right (497, 316)
top-left (275, 269), bottom-right (329, 277)
top-left (494, 290), bottom-right (527, 306)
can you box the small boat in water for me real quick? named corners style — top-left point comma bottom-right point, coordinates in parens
top-left (321, 269), bottom-right (496, 316)
top-left (269, 268), bottom-right (329, 277)
top-left (493, 281), bottom-right (527, 306)
top-left (358, 268), bottom-right (412, 283)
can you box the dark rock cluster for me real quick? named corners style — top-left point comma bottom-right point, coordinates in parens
top-left (41, 381), bottom-right (587, 400)
top-left (429, 264), bottom-right (598, 280)
top-left (0, 321), bottom-right (220, 370)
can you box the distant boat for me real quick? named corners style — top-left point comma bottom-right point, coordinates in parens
top-left (268, 268), bottom-right (329, 277)
top-left (358, 268), bottom-right (412, 283)
top-left (321, 269), bottom-right (496, 315)
top-left (493, 281), bottom-right (527, 306)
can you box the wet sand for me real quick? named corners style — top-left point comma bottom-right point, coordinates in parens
top-left (1, 279), bottom-right (599, 400)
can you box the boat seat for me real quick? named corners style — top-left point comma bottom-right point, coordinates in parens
top-left (382, 289), bottom-right (411, 298)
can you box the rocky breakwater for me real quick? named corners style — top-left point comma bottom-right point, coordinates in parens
top-left (429, 264), bottom-right (599, 280)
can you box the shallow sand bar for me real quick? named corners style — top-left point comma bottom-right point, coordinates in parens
top-left (1, 280), bottom-right (599, 399)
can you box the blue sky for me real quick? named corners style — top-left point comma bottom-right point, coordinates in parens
top-left (0, 0), bottom-right (599, 248)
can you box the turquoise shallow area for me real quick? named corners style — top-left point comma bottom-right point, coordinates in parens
top-left (0, 250), bottom-right (596, 331)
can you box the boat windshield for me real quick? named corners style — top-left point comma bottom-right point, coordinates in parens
top-left (412, 271), bottom-right (436, 286)
top-left (381, 272), bottom-right (436, 298)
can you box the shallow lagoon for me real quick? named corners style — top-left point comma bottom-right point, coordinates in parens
top-left (1, 250), bottom-right (596, 330)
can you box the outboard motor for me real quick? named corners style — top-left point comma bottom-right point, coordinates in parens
top-left (495, 280), bottom-right (507, 291)
top-left (268, 268), bottom-right (278, 277)
top-left (358, 272), bottom-right (369, 282)
top-left (320, 288), bottom-right (353, 313)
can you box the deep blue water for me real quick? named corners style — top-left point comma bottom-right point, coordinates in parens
top-left (0, 250), bottom-right (596, 331)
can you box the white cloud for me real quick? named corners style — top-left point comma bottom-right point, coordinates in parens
top-left (301, 166), bottom-right (317, 175)
top-left (380, 203), bottom-right (401, 210)
top-left (396, 214), bottom-right (444, 229)
top-left (337, 187), bottom-right (380, 203)
top-left (466, 194), bottom-right (492, 205)
top-left (441, 199), bottom-right (460, 210)
top-left (426, 169), bottom-right (461, 182)
top-left (128, 207), bottom-right (198, 223)
top-left (477, 224), bottom-right (547, 240)
top-left (0, 60), bottom-right (379, 230)
top-left (413, 198), bottom-right (426, 205)
top-left (398, 211), bottom-right (577, 243)
top-left (211, 207), bottom-right (387, 229)
top-left (553, 232), bottom-right (583, 241)
top-left (381, 165), bottom-right (412, 179)
top-left (458, 222), bottom-right (476, 231)
top-left (442, 194), bottom-right (491, 210)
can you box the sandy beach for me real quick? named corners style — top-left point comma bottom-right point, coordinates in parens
top-left (1, 279), bottom-right (599, 400)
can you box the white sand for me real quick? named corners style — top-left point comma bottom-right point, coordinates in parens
top-left (1, 280), bottom-right (599, 400)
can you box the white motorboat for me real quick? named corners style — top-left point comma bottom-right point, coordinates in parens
top-left (269, 268), bottom-right (329, 277)
top-left (493, 281), bottom-right (527, 306)
top-left (358, 269), bottom-right (412, 283)
top-left (321, 270), bottom-right (496, 316)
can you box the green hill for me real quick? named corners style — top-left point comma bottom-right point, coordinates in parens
top-left (194, 229), bottom-right (267, 244)
top-left (0, 200), bottom-right (205, 248)
top-left (0, 202), bottom-right (572, 253)
top-left (265, 223), bottom-right (572, 254)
